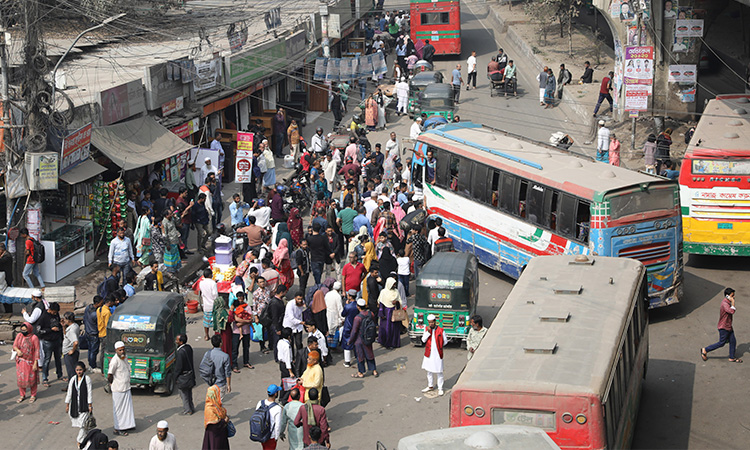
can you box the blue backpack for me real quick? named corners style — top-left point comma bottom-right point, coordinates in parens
top-left (249, 401), bottom-right (276, 442)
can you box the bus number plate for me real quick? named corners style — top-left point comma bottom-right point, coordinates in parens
top-left (718, 223), bottom-right (733, 230)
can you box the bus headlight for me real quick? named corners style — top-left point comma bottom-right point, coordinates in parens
top-left (474, 407), bottom-right (486, 418)
top-left (464, 405), bottom-right (474, 416)
top-left (575, 414), bottom-right (587, 425)
top-left (562, 412), bottom-right (574, 423)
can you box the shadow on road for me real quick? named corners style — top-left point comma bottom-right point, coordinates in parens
top-left (649, 268), bottom-right (724, 323)
top-left (633, 359), bottom-right (695, 449)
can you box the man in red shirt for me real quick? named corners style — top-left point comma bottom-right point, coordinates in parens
top-left (593, 70), bottom-right (614, 116)
top-left (20, 228), bottom-right (45, 288)
top-left (341, 252), bottom-right (366, 294)
top-left (702, 287), bottom-right (741, 363)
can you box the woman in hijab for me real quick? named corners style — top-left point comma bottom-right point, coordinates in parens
top-left (287, 208), bottom-right (304, 248)
top-left (310, 287), bottom-right (329, 336)
top-left (150, 217), bottom-right (166, 264)
top-left (273, 238), bottom-right (295, 289)
top-left (377, 277), bottom-right (403, 349)
top-left (275, 222), bottom-right (293, 250)
top-left (378, 246), bottom-right (397, 282)
top-left (392, 201), bottom-right (406, 223)
top-left (365, 94), bottom-right (378, 130)
top-left (373, 217), bottom-right (387, 245)
top-left (383, 152), bottom-right (397, 191)
top-left (202, 385), bottom-right (230, 450)
top-left (65, 361), bottom-right (93, 446)
top-left (14, 322), bottom-right (39, 403)
top-left (376, 89), bottom-right (387, 130)
top-left (362, 241), bottom-right (377, 272)
top-left (212, 296), bottom-right (234, 369)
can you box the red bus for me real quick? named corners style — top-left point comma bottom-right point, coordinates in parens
top-left (450, 255), bottom-right (649, 449)
top-left (410, 0), bottom-right (461, 55)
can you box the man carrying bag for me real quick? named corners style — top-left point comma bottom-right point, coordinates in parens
top-left (174, 334), bottom-right (196, 415)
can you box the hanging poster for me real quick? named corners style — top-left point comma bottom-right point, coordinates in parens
top-left (325, 58), bottom-right (341, 82)
top-left (679, 84), bottom-right (696, 103)
top-left (675, 19), bottom-right (704, 38)
top-left (610, 0), bottom-right (621, 18)
top-left (236, 132), bottom-right (254, 151)
top-left (624, 85), bottom-right (650, 111)
top-left (668, 65), bottom-right (697, 83)
top-left (235, 149), bottom-right (253, 183)
top-left (624, 46), bottom-right (654, 86)
top-left (314, 58), bottom-right (328, 81)
top-left (60, 123), bottom-right (93, 174)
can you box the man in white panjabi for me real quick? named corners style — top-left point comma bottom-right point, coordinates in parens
top-left (108, 341), bottom-right (136, 435)
top-left (421, 314), bottom-right (448, 396)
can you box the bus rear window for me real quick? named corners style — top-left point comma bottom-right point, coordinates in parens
top-left (491, 408), bottom-right (556, 430)
top-left (692, 159), bottom-right (750, 175)
top-left (608, 189), bottom-right (674, 220)
top-left (421, 12), bottom-right (450, 25)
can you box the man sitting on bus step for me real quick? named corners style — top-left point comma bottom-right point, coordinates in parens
top-left (422, 314), bottom-right (448, 396)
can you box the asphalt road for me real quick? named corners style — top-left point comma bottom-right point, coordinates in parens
top-left (2, 4), bottom-right (749, 450)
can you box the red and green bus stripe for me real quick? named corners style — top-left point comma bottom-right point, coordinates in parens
top-left (416, 30), bottom-right (460, 39)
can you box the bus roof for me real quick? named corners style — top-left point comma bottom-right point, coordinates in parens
top-left (419, 123), bottom-right (666, 200)
top-left (686, 94), bottom-right (750, 156)
top-left (397, 425), bottom-right (560, 450)
top-left (454, 255), bottom-right (644, 397)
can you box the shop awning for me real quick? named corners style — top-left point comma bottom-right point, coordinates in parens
top-left (90, 116), bottom-right (192, 171)
top-left (59, 159), bottom-right (108, 184)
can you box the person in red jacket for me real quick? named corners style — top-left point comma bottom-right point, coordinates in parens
top-left (421, 314), bottom-right (448, 396)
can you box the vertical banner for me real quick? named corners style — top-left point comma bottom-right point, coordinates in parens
top-left (624, 46), bottom-right (654, 86)
top-left (235, 132), bottom-right (254, 183)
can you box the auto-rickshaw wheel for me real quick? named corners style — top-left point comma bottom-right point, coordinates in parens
top-left (159, 372), bottom-right (175, 397)
top-left (411, 337), bottom-right (423, 347)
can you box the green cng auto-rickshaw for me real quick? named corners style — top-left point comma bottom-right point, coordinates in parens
top-left (103, 291), bottom-right (186, 396)
top-left (410, 252), bottom-right (479, 347)
top-left (408, 71), bottom-right (444, 118)
top-left (413, 83), bottom-right (455, 122)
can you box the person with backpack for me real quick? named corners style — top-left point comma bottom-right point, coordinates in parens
top-left (20, 228), bottom-right (45, 288)
top-left (83, 296), bottom-right (104, 372)
top-left (251, 384), bottom-right (283, 449)
top-left (293, 239), bottom-right (312, 293)
top-left (421, 314), bottom-right (448, 396)
top-left (347, 298), bottom-right (378, 378)
top-left (97, 296), bottom-right (115, 379)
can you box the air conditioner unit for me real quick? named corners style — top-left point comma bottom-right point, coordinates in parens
top-left (25, 152), bottom-right (59, 191)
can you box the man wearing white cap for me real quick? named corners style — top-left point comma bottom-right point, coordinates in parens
top-left (108, 341), bottom-right (135, 435)
top-left (347, 297), bottom-right (378, 378)
top-left (200, 156), bottom-right (218, 187)
top-left (149, 420), bottom-right (177, 450)
top-left (410, 116), bottom-right (423, 141)
top-left (596, 120), bottom-right (611, 163)
top-left (421, 314), bottom-right (448, 396)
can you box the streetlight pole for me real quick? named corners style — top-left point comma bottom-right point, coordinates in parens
top-left (50, 13), bottom-right (126, 102)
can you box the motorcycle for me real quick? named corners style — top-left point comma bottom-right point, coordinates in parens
top-left (281, 167), bottom-right (313, 213)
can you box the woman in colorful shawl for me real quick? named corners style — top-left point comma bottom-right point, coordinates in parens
top-left (65, 361), bottom-right (93, 446)
top-left (377, 277), bottom-right (402, 349)
top-left (362, 241), bottom-right (377, 272)
top-left (373, 217), bottom-right (387, 248)
top-left (162, 210), bottom-right (182, 272)
top-left (273, 238), bottom-right (295, 289)
top-left (287, 208), bottom-right (304, 248)
top-left (212, 296), bottom-right (234, 369)
top-left (383, 153), bottom-right (397, 191)
top-left (365, 94), bottom-right (378, 130)
top-left (14, 322), bottom-right (39, 403)
top-left (202, 384), bottom-right (230, 450)
top-left (134, 211), bottom-right (152, 265)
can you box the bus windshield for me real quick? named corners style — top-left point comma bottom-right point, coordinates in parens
top-left (608, 188), bottom-right (674, 220)
top-left (692, 159), bottom-right (750, 175)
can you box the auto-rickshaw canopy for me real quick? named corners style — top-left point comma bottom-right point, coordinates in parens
top-left (105, 291), bottom-right (185, 353)
top-left (416, 252), bottom-right (478, 310)
top-left (410, 71), bottom-right (444, 90)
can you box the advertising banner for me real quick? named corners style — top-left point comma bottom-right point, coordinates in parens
top-left (675, 19), bottom-right (704, 38)
top-left (624, 85), bottom-right (650, 111)
top-left (624, 46), bottom-right (654, 85)
top-left (668, 65), bottom-right (698, 83)
top-left (235, 149), bottom-right (253, 183)
top-left (60, 123), bottom-right (93, 174)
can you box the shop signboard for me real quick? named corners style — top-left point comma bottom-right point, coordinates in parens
top-left (161, 96), bottom-right (184, 116)
top-left (60, 123), bottom-right (93, 174)
top-left (194, 58), bottom-right (222, 93)
top-left (236, 131), bottom-right (254, 152)
top-left (668, 64), bottom-right (697, 83)
top-left (170, 118), bottom-right (200, 139)
top-left (144, 61), bottom-right (186, 111)
top-left (623, 46), bottom-right (653, 86)
top-left (225, 39), bottom-right (287, 89)
top-left (286, 31), bottom-right (307, 70)
top-left (328, 14), bottom-right (341, 39)
top-left (235, 149), bottom-right (253, 183)
top-left (98, 79), bottom-right (146, 126)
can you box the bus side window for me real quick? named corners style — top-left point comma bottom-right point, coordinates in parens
top-left (527, 183), bottom-right (545, 226)
top-left (576, 200), bottom-right (591, 242)
top-left (458, 160), bottom-right (473, 196)
top-left (435, 150), bottom-right (449, 188)
top-left (499, 174), bottom-right (516, 213)
top-left (472, 163), bottom-right (489, 204)
top-left (449, 155), bottom-right (461, 191)
top-left (491, 171), bottom-right (501, 207)
top-left (413, 164), bottom-right (423, 186)
top-left (543, 190), bottom-right (559, 230)
top-left (557, 194), bottom-right (577, 239)
top-left (517, 180), bottom-right (528, 218)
